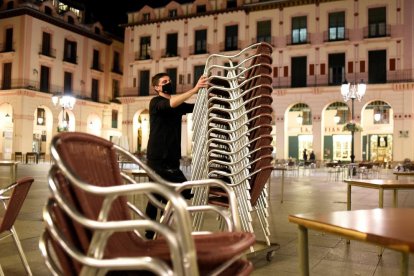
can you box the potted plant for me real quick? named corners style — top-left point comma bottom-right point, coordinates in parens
top-left (342, 121), bottom-right (363, 132)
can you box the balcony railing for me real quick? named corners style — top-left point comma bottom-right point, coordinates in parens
top-left (0, 42), bottom-right (15, 52)
top-left (323, 29), bottom-right (349, 42)
top-left (189, 44), bottom-right (211, 55)
top-left (134, 51), bottom-right (151, 60)
top-left (271, 69), bottom-right (414, 89)
top-left (161, 48), bottom-right (181, 58)
top-left (286, 33), bottom-right (311, 45)
top-left (363, 24), bottom-right (391, 38)
top-left (91, 62), bottom-right (103, 71)
top-left (251, 36), bottom-right (277, 47)
top-left (63, 56), bottom-right (78, 64)
top-left (38, 45), bottom-right (56, 58)
top-left (111, 66), bottom-right (123, 74)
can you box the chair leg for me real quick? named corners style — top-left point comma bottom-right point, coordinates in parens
top-left (10, 227), bottom-right (32, 276)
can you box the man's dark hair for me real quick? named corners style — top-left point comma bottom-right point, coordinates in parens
top-left (151, 72), bottom-right (169, 87)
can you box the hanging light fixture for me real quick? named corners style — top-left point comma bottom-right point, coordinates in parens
top-left (37, 117), bottom-right (44, 125)
top-left (374, 107), bottom-right (381, 122)
top-left (334, 112), bottom-right (341, 124)
top-left (296, 113), bottom-right (303, 125)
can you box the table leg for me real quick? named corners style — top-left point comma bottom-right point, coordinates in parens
top-left (12, 163), bottom-right (17, 182)
top-left (0, 264), bottom-right (4, 276)
top-left (346, 184), bottom-right (352, 244)
top-left (401, 252), bottom-right (409, 276)
top-left (281, 170), bottom-right (285, 203)
top-left (298, 225), bottom-right (309, 276)
top-left (393, 189), bottom-right (398, 208)
top-left (379, 188), bottom-right (384, 208)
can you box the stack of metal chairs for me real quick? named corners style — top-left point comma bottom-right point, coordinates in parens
top-left (191, 42), bottom-right (274, 246)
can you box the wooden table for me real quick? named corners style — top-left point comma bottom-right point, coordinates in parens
top-left (0, 160), bottom-right (18, 184)
top-left (123, 169), bottom-right (148, 182)
top-left (394, 171), bottom-right (414, 180)
top-left (344, 179), bottom-right (414, 210)
top-left (269, 166), bottom-right (287, 203)
top-left (289, 208), bottom-right (414, 276)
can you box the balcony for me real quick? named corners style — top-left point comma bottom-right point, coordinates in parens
top-left (63, 56), bottom-right (78, 64)
top-left (135, 52), bottom-right (151, 60)
top-left (161, 48), bottom-right (181, 58)
top-left (0, 42), bottom-right (15, 53)
top-left (38, 45), bottom-right (56, 58)
top-left (363, 24), bottom-right (390, 39)
top-left (271, 69), bottom-right (414, 89)
top-left (189, 44), bottom-right (210, 55)
top-left (91, 62), bottom-right (103, 72)
top-left (219, 40), bottom-right (242, 52)
top-left (251, 36), bottom-right (276, 47)
top-left (323, 29), bottom-right (349, 42)
top-left (111, 66), bottom-right (123, 75)
top-left (286, 33), bottom-right (311, 46)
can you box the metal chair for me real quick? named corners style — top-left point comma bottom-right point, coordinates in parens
top-left (14, 152), bottom-right (23, 162)
top-left (38, 152), bottom-right (46, 163)
top-left (0, 177), bottom-right (34, 275)
top-left (39, 132), bottom-right (255, 276)
top-left (191, 42), bottom-right (275, 248)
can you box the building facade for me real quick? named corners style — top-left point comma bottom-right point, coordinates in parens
top-left (121, 0), bottom-right (414, 164)
top-left (1, 0), bottom-right (413, 165)
top-left (0, 0), bottom-right (124, 159)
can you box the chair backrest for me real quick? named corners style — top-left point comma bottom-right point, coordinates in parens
top-left (51, 133), bottom-right (146, 258)
top-left (52, 132), bottom-right (130, 222)
top-left (0, 177), bottom-right (34, 232)
top-left (14, 152), bottom-right (22, 161)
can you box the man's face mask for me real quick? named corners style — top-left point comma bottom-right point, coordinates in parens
top-left (161, 82), bottom-right (173, 95)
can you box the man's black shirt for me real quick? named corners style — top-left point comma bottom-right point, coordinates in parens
top-left (147, 96), bottom-right (194, 168)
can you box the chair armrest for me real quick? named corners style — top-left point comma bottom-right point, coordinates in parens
top-left (168, 178), bottom-right (241, 231)
top-left (186, 205), bottom-right (234, 231)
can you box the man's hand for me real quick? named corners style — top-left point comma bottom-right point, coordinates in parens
top-left (169, 75), bottom-right (208, 108)
top-left (194, 75), bottom-right (208, 91)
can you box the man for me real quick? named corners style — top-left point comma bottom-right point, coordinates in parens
top-left (145, 72), bottom-right (208, 238)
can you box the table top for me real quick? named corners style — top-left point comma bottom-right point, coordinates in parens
top-left (0, 160), bottom-right (19, 166)
top-left (393, 171), bottom-right (414, 176)
top-left (289, 208), bottom-right (414, 253)
top-left (272, 166), bottom-right (287, 171)
top-left (344, 179), bottom-right (414, 188)
top-left (123, 169), bottom-right (148, 177)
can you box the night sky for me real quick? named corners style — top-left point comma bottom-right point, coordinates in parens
top-left (86, 0), bottom-right (194, 38)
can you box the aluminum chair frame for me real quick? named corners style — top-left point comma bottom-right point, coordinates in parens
top-left (0, 177), bottom-right (34, 276)
top-left (40, 132), bottom-right (254, 276)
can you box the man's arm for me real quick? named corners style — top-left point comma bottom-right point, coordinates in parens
top-left (170, 75), bottom-right (208, 108)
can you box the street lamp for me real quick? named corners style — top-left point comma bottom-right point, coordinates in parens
top-left (340, 80), bottom-right (366, 163)
top-left (51, 93), bottom-right (76, 131)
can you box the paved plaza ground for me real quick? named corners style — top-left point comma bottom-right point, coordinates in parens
top-left (1, 163), bottom-right (414, 275)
